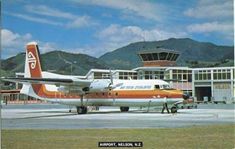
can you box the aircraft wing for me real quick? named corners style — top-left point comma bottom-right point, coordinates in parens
top-left (1, 77), bottom-right (92, 87)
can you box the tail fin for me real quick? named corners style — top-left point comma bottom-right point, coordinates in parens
top-left (22, 42), bottom-right (44, 99)
top-left (22, 42), bottom-right (61, 99)
top-left (24, 42), bottom-right (42, 78)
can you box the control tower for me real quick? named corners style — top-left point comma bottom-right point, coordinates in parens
top-left (138, 48), bottom-right (180, 67)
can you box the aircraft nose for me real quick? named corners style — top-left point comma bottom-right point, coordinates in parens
top-left (182, 94), bottom-right (189, 100)
top-left (182, 93), bottom-right (194, 104)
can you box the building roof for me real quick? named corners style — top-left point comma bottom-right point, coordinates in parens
top-left (165, 67), bottom-right (192, 71)
top-left (132, 67), bottom-right (167, 71)
top-left (138, 48), bottom-right (180, 54)
top-left (192, 67), bottom-right (234, 70)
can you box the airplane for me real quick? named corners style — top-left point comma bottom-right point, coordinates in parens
top-left (2, 42), bottom-right (190, 114)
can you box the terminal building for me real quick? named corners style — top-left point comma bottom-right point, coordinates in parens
top-left (133, 48), bottom-right (192, 96)
top-left (193, 67), bottom-right (234, 103)
top-left (2, 48), bottom-right (234, 104)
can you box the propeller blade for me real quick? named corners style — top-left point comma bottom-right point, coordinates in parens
top-left (109, 69), bottom-right (113, 85)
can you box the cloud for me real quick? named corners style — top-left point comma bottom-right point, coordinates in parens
top-left (184, 0), bottom-right (233, 43)
top-left (184, 0), bottom-right (233, 19)
top-left (50, 24), bottom-right (186, 58)
top-left (187, 21), bottom-right (234, 42)
top-left (1, 29), bottom-right (58, 58)
top-left (93, 24), bottom-right (187, 56)
top-left (1, 29), bottom-right (32, 49)
top-left (74, 0), bottom-right (163, 21)
top-left (1, 29), bottom-right (32, 58)
top-left (187, 22), bottom-right (233, 33)
top-left (25, 5), bottom-right (94, 28)
top-left (37, 42), bottom-right (58, 54)
top-left (25, 5), bottom-right (77, 19)
top-left (6, 12), bottom-right (63, 26)
top-left (66, 16), bottom-right (92, 28)
top-left (6, 5), bottom-right (94, 28)
top-left (98, 24), bottom-right (186, 42)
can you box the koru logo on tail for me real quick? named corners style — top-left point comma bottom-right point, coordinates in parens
top-left (28, 52), bottom-right (37, 69)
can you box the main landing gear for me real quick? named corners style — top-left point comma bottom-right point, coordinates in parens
top-left (120, 107), bottom-right (129, 112)
top-left (76, 95), bottom-right (88, 114)
top-left (68, 105), bottom-right (72, 112)
top-left (76, 106), bottom-right (88, 114)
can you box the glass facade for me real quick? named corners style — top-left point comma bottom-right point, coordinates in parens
top-left (172, 69), bottom-right (192, 82)
top-left (94, 72), bottom-right (110, 79)
top-left (213, 69), bottom-right (231, 80)
top-left (140, 53), bottom-right (179, 61)
top-left (195, 69), bottom-right (231, 81)
top-left (119, 72), bottom-right (137, 80)
top-left (144, 70), bottom-right (165, 79)
top-left (94, 71), bottom-right (138, 80)
top-left (195, 70), bottom-right (211, 81)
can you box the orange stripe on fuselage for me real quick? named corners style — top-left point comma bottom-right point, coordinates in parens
top-left (86, 89), bottom-right (183, 99)
top-left (33, 86), bottom-right (183, 99)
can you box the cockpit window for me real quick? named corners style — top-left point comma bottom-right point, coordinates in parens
top-left (162, 84), bottom-right (173, 90)
top-left (155, 85), bottom-right (160, 89)
top-left (155, 84), bottom-right (173, 90)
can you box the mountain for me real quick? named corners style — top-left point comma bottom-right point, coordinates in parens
top-left (1, 51), bottom-right (109, 76)
top-left (99, 38), bottom-right (234, 69)
top-left (1, 38), bottom-right (234, 77)
top-left (1, 53), bottom-right (26, 76)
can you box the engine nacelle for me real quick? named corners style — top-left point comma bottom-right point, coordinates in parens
top-left (58, 80), bottom-right (112, 94)
top-left (84, 79), bottom-right (111, 93)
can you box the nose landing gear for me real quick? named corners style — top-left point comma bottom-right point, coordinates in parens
top-left (120, 107), bottom-right (129, 112)
top-left (161, 103), bottom-right (178, 114)
top-left (170, 106), bottom-right (177, 113)
top-left (76, 106), bottom-right (88, 114)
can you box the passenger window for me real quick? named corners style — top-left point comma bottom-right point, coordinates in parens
top-left (155, 85), bottom-right (160, 89)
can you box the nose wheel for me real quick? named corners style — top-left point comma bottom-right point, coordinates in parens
top-left (170, 106), bottom-right (177, 113)
top-left (120, 107), bottom-right (129, 112)
top-left (76, 106), bottom-right (88, 114)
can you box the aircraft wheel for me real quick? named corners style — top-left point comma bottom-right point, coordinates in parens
top-left (77, 106), bottom-right (88, 114)
top-left (120, 107), bottom-right (129, 112)
top-left (171, 106), bottom-right (177, 113)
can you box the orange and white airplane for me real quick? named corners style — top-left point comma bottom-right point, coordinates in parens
top-left (3, 42), bottom-right (190, 114)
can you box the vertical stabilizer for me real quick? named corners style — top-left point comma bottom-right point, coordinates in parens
top-left (25, 42), bottom-right (42, 78)
top-left (22, 42), bottom-right (45, 99)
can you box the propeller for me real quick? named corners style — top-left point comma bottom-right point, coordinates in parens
top-left (109, 69), bottom-right (113, 85)
top-left (107, 69), bottom-right (123, 90)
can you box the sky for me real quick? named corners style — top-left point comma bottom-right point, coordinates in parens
top-left (2, 0), bottom-right (234, 58)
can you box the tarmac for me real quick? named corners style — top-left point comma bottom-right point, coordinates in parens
top-left (1, 103), bottom-right (234, 129)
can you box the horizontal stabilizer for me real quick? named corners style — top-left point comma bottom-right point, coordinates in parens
top-left (1, 77), bottom-right (91, 87)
